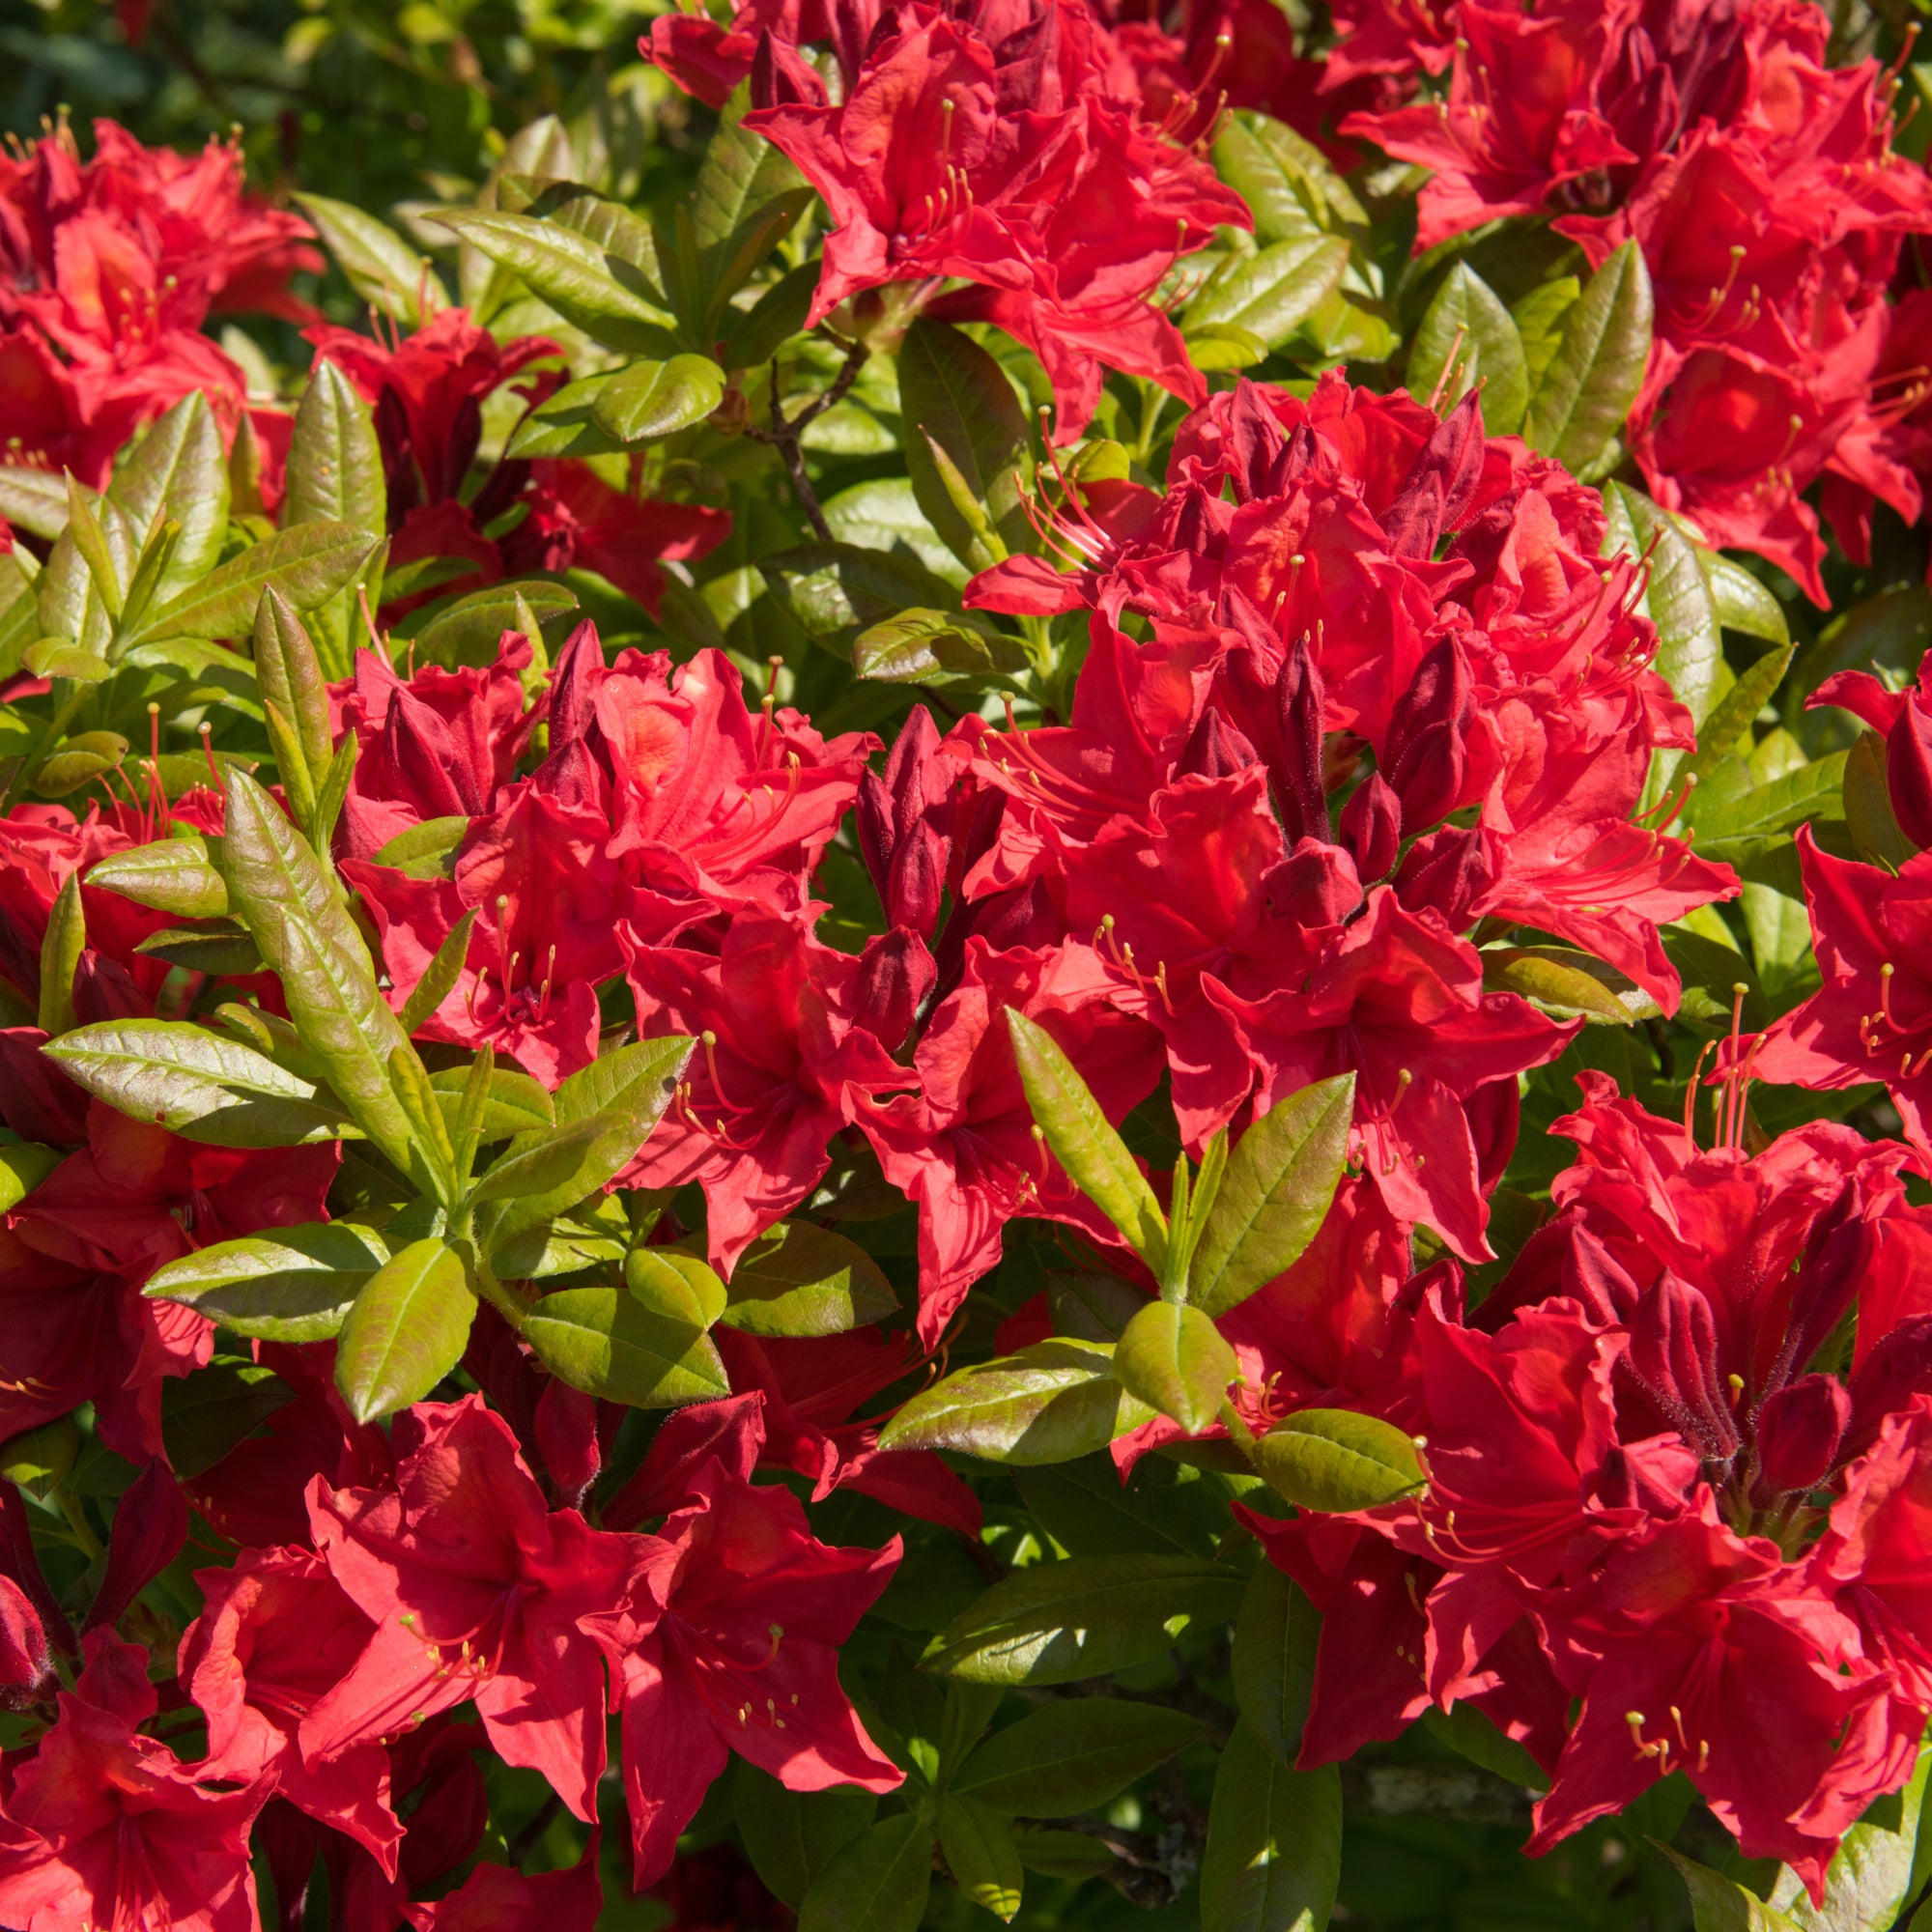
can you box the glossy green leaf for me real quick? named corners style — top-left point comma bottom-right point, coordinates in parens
top-left (135, 522), bottom-right (379, 644)
top-left (0, 468), bottom-right (71, 541)
top-left (0, 1143), bottom-right (60, 1214)
top-left (410, 580), bottom-right (577, 668)
top-left (1419, 1705), bottom-right (1548, 1788)
top-left (1189, 1075), bottom-right (1353, 1316)
top-left (251, 589), bottom-right (335, 787)
top-left (1408, 263), bottom-right (1529, 436)
top-left (796, 1814), bottom-right (934, 1932)
top-left (1251, 1408), bottom-right (1425, 1513)
top-left (734, 1761), bottom-right (877, 1910)
top-left (42, 1017), bottom-right (356, 1148)
top-left (1483, 947), bottom-right (1651, 1025)
top-left (1211, 113), bottom-right (1332, 245)
top-left (852, 608), bottom-right (1024, 686)
top-left (626, 1244), bottom-right (727, 1328)
top-left (588, 355), bottom-right (725, 442)
top-left (711, 1220), bottom-right (897, 1336)
top-left (953, 1699), bottom-right (1203, 1815)
top-left (1658, 1847), bottom-right (1804, 1932)
top-left (296, 193), bottom-right (443, 326)
top-left (1680, 645), bottom-right (1795, 786)
top-left (1767, 1745), bottom-right (1930, 1931)
top-left (1045, 1272), bottom-right (1146, 1344)
top-left (396, 907), bottom-right (478, 1040)
top-left (161, 1355), bottom-right (295, 1481)
top-left (922, 1553), bottom-right (1245, 1685)
top-left (760, 542), bottom-right (964, 653)
top-left (110, 391), bottom-right (229, 592)
top-left (898, 318), bottom-right (1030, 572)
top-left (0, 1417), bottom-right (77, 1499)
top-left (216, 770), bottom-right (421, 1174)
top-left (1524, 240), bottom-right (1653, 482)
top-left (694, 84), bottom-right (808, 251)
top-left (36, 871), bottom-right (83, 1037)
top-left (524, 1285), bottom-right (727, 1406)
top-left (144, 1221), bottom-right (387, 1343)
top-left (1014, 1454), bottom-right (1223, 1560)
top-left (1706, 553), bottom-right (1789, 644)
top-left (1113, 1300), bottom-right (1236, 1435)
top-left (1847, 731), bottom-right (1918, 869)
top-left (1200, 1722), bottom-right (1342, 1932)
top-left (334, 1238), bottom-right (475, 1424)
top-left (1605, 482), bottom-right (1721, 732)
top-left (1188, 236), bottom-right (1350, 350)
top-left (87, 837), bottom-right (229, 919)
top-left (1232, 1564), bottom-right (1320, 1767)
top-left (878, 1340), bottom-right (1144, 1465)
top-left (1689, 753), bottom-right (1847, 853)
top-left (1009, 1009), bottom-right (1166, 1272)
top-left (721, 261), bottom-right (818, 372)
top-left (427, 1060), bottom-right (554, 1141)
top-left (937, 1797), bottom-right (1023, 1922)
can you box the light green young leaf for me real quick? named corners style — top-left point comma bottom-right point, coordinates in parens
top-left (1113, 1300), bottom-right (1237, 1435)
top-left (334, 1238), bottom-right (476, 1423)
top-left (144, 1222), bottom-right (388, 1344)
top-left (1250, 1408), bottom-right (1425, 1513)
top-left (296, 193), bottom-right (445, 326)
top-left (522, 1285), bottom-right (729, 1407)
top-left (711, 1220), bottom-right (897, 1336)
top-left (878, 1339), bottom-right (1146, 1465)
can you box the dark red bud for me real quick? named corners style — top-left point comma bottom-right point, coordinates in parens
top-left (1176, 708), bottom-right (1258, 782)
top-left (1393, 826), bottom-right (1494, 928)
top-left (1382, 637), bottom-right (1476, 832)
top-left (1382, 387), bottom-right (1488, 559)
top-left (603, 1391), bottom-right (766, 1529)
top-left (1340, 771), bottom-right (1402, 882)
top-left (535, 1379), bottom-right (601, 1514)
top-left (83, 1456), bottom-right (187, 1634)
top-left (1264, 838), bottom-right (1362, 926)
top-left (1753, 1375), bottom-right (1851, 1498)
top-left (71, 951), bottom-right (148, 1026)
top-left (1, 1481), bottom-right (74, 1657)
top-left (1888, 697), bottom-right (1932, 851)
top-left (853, 926), bottom-right (936, 1051)
top-left (1270, 634), bottom-right (1328, 842)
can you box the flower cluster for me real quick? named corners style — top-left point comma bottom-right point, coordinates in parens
top-left (1342, 0), bottom-right (1932, 599)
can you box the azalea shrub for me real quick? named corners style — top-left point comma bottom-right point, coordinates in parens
top-left (13, 2), bottom-right (1932, 1930)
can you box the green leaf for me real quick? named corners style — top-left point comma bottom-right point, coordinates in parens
top-left (853, 607), bottom-right (1024, 686)
top-left (1658, 1847), bottom-right (1804, 1932)
top-left (734, 1761), bottom-right (877, 1910)
top-left (1482, 947), bottom-right (1653, 1025)
top-left (1009, 1009), bottom-right (1166, 1273)
top-left (897, 318), bottom-right (1030, 572)
top-left (296, 193), bottom-right (443, 326)
top-left (1009, 1828), bottom-right (1116, 1881)
top-left (588, 355), bottom-right (725, 442)
top-left (410, 580), bottom-right (577, 668)
top-left (1523, 240), bottom-right (1653, 482)
top-left (936, 1797), bottom-right (1023, 1922)
top-left (797, 1814), bottom-right (934, 1932)
top-left (216, 770), bottom-right (421, 1176)
top-left (430, 208), bottom-right (674, 355)
top-left (1512, 275), bottom-right (1580, 389)
top-left (1407, 264), bottom-right (1529, 437)
top-left (922, 1553), bottom-right (1245, 1685)
top-left (953, 1699), bottom-right (1203, 1815)
top-left (1231, 1564), bottom-right (1320, 1767)
top-left (144, 1221), bottom-right (386, 1344)
top-left (1113, 1300), bottom-right (1236, 1435)
top-left (504, 373), bottom-right (632, 460)
top-left (334, 1238), bottom-right (475, 1424)
top-left (1688, 753), bottom-right (1847, 853)
top-left (0, 468), bottom-right (71, 541)
top-left (110, 391), bottom-right (230, 593)
top-left (1419, 1705), bottom-right (1548, 1788)
top-left (879, 1339), bottom-right (1145, 1465)
top-left (136, 522), bottom-right (379, 644)
top-left (0, 1417), bottom-right (77, 1499)
top-left (468, 1109), bottom-right (610, 1207)
top-left (1201, 1722), bottom-right (1342, 1932)
top-left (626, 1245), bottom-right (727, 1328)
top-left (1188, 236), bottom-right (1351, 349)
top-left (1706, 554), bottom-right (1789, 644)
top-left (280, 358), bottom-right (384, 683)
top-left (1767, 1745), bottom-right (1931, 1931)
top-left (398, 907), bottom-right (478, 1038)
top-left (479, 1035), bottom-right (693, 1252)
top-left (162, 1356), bottom-right (296, 1481)
top-left (1045, 1271), bottom-right (1146, 1343)
top-left (1846, 730), bottom-right (1917, 870)
top-left (694, 84), bottom-right (808, 251)
top-left (374, 816), bottom-right (469, 882)
top-left (1250, 1408), bottom-right (1425, 1513)
top-left (711, 1220), bottom-right (897, 1336)
top-left (37, 871), bottom-right (83, 1037)
top-left (1211, 112), bottom-right (1336, 245)
top-left (1680, 644), bottom-right (1795, 786)
top-left (428, 1061), bottom-right (554, 1140)
top-left (760, 542), bottom-right (964, 654)
top-left (87, 837), bottom-right (229, 918)
top-left (42, 1018), bottom-right (357, 1148)
top-left (252, 590), bottom-right (336, 793)
top-left (1015, 1454), bottom-right (1223, 1559)
top-left (522, 1285), bottom-right (729, 1407)
top-left (1189, 1076), bottom-right (1354, 1316)
top-left (1604, 483), bottom-right (1722, 733)
top-left (0, 1143), bottom-right (60, 1213)
top-left (721, 261), bottom-right (818, 371)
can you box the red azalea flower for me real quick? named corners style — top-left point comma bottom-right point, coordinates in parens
top-left (301, 1397), bottom-right (640, 1822)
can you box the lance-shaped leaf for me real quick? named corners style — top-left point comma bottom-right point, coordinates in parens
top-left (478, 1035), bottom-right (692, 1252)
top-left (88, 836), bottom-right (229, 918)
top-left (144, 1221), bottom-right (388, 1344)
top-left (694, 84), bottom-right (808, 250)
top-left (628, 1246), bottom-right (727, 1328)
top-left (134, 522), bottom-right (379, 644)
top-left (334, 1238), bottom-right (475, 1424)
top-left (587, 355), bottom-right (725, 442)
top-left (952, 1700), bottom-right (1203, 1815)
top-left (1524, 240), bottom-right (1653, 483)
top-left (1408, 263), bottom-right (1528, 436)
top-left (1200, 1722), bottom-right (1342, 1932)
top-left (161, 1356), bottom-right (297, 1481)
top-left (734, 1764), bottom-right (877, 1910)
top-left (1113, 1301), bottom-right (1236, 1435)
top-left (43, 1018), bottom-right (357, 1148)
top-left (522, 1285), bottom-right (729, 1407)
top-left (936, 1799), bottom-right (1023, 1923)
top-left (1188, 1075), bottom-right (1352, 1316)
top-left (216, 770), bottom-right (420, 1174)
top-left (923, 1553), bottom-right (1246, 1685)
top-left (1659, 1847), bottom-right (1804, 1932)
top-left (1187, 235), bottom-right (1350, 350)
top-left (252, 590), bottom-right (334, 787)
top-left (709, 1220), bottom-right (897, 1336)
top-left (428, 1060), bottom-right (554, 1141)
top-left (296, 193), bottom-right (443, 327)
top-left (879, 1340), bottom-right (1146, 1465)
top-left (796, 1815), bottom-right (934, 1932)
top-left (285, 361), bottom-right (385, 675)
top-left (898, 318), bottom-right (1030, 571)
top-left (721, 261), bottom-right (817, 372)
top-left (1008, 1009), bottom-right (1166, 1272)
top-left (37, 872), bottom-right (83, 1037)
top-left (111, 391), bottom-right (230, 592)
top-left (1605, 482), bottom-right (1722, 737)
top-left (1232, 1565), bottom-right (1320, 1767)
top-left (1250, 1408), bottom-right (1425, 1513)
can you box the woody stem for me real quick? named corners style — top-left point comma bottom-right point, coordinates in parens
top-left (749, 339), bottom-right (869, 543)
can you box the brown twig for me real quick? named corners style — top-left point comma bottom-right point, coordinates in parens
top-left (746, 340), bottom-right (869, 542)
